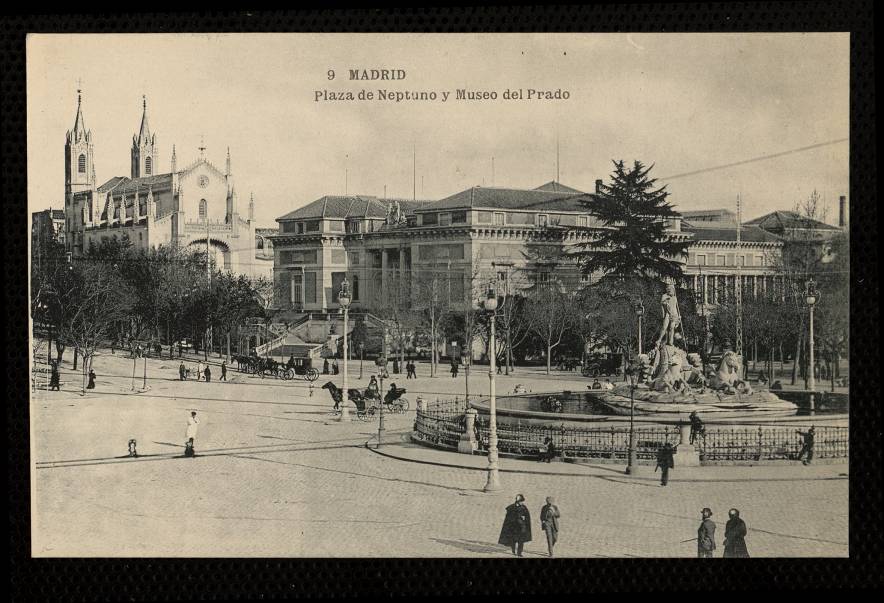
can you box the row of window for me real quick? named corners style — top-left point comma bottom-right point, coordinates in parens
top-left (693, 252), bottom-right (768, 267)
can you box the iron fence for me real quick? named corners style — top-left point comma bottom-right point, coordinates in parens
top-left (696, 426), bottom-right (848, 461)
top-left (412, 412), bottom-right (463, 449)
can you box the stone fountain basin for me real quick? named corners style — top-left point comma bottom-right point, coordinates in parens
top-left (595, 387), bottom-right (798, 418)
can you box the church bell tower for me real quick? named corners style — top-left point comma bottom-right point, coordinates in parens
top-left (65, 87), bottom-right (95, 195)
top-left (131, 95), bottom-right (158, 178)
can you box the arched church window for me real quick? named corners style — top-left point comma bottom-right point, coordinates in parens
top-left (78, 154), bottom-right (86, 173)
top-left (145, 156), bottom-right (152, 175)
top-left (199, 199), bottom-right (207, 220)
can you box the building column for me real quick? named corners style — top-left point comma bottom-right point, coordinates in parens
top-left (381, 248), bottom-right (388, 304)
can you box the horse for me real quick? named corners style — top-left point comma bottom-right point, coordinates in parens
top-left (321, 381), bottom-right (366, 411)
top-left (707, 350), bottom-right (753, 395)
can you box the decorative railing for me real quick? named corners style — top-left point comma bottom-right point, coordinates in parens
top-left (696, 426), bottom-right (848, 461)
top-left (411, 399), bottom-right (849, 463)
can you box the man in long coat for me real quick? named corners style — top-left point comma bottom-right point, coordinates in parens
top-left (540, 496), bottom-right (560, 557)
top-left (723, 508), bottom-right (750, 558)
top-left (697, 507), bottom-right (716, 558)
top-left (185, 411), bottom-right (199, 457)
top-left (498, 494), bottom-right (532, 557)
top-left (656, 442), bottom-right (675, 486)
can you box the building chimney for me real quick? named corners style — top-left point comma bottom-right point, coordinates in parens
top-left (595, 179), bottom-right (603, 194)
top-left (838, 195), bottom-right (847, 228)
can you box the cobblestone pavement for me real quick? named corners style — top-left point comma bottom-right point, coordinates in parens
top-left (31, 351), bottom-right (848, 557)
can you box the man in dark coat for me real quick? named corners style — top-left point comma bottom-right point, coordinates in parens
top-left (797, 426), bottom-right (816, 465)
top-left (323, 358), bottom-right (330, 374)
top-left (87, 369), bottom-right (96, 390)
top-left (49, 363), bottom-right (60, 391)
top-left (179, 362), bottom-right (187, 381)
top-left (498, 494), bottom-right (532, 556)
top-left (689, 411), bottom-right (705, 445)
top-left (656, 442), bottom-right (675, 486)
top-left (723, 508), bottom-right (750, 558)
top-left (203, 365), bottom-right (211, 383)
top-left (697, 507), bottom-right (716, 558)
top-left (540, 496), bottom-right (560, 557)
top-left (220, 360), bottom-right (227, 381)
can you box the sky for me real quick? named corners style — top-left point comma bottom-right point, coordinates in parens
top-left (27, 33), bottom-right (849, 228)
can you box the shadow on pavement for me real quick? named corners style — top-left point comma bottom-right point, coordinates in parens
top-left (431, 538), bottom-right (506, 555)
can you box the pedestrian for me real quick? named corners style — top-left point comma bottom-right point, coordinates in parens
top-left (87, 368), bottom-right (96, 390)
top-left (367, 375), bottom-right (380, 400)
top-left (408, 360), bottom-right (417, 379)
top-left (177, 342), bottom-right (183, 358)
top-left (49, 363), bottom-right (60, 391)
top-left (220, 360), bottom-right (227, 382)
top-left (540, 496), bottom-right (560, 557)
top-left (196, 360), bottom-right (204, 382)
top-left (450, 359), bottom-right (459, 378)
top-left (287, 354), bottom-right (296, 370)
top-left (179, 362), bottom-right (187, 381)
top-left (723, 508), bottom-right (750, 558)
top-left (689, 411), bottom-right (705, 445)
top-left (591, 379), bottom-right (602, 390)
top-left (796, 426), bottom-right (816, 465)
top-left (392, 358), bottom-right (399, 374)
top-left (323, 358), bottom-right (330, 375)
top-left (655, 442), bottom-right (675, 486)
top-left (332, 359), bottom-right (339, 375)
top-left (185, 411), bottom-right (199, 457)
top-left (538, 436), bottom-right (556, 463)
top-left (204, 365), bottom-right (211, 383)
top-left (697, 507), bottom-right (716, 558)
top-left (498, 494), bottom-right (532, 557)
top-left (496, 360), bottom-right (502, 374)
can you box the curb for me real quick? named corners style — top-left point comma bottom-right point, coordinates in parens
top-left (364, 441), bottom-right (849, 483)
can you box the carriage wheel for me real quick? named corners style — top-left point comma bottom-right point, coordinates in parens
top-left (397, 399), bottom-right (410, 413)
top-left (283, 368), bottom-right (294, 380)
top-left (306, 368), bottom-right (319, 382)
top-left (357, 410), bottom-right (367, 421)
top-left (264, 368), bottom-right (275, 378)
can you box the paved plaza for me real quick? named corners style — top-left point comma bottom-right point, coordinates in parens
top-left (31, 350), bottom-right (848, 557)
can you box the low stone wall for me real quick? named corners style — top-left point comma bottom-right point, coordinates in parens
top-left (411, 399), bottom-right (849, 465)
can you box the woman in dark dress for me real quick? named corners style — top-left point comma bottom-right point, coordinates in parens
top-left (723, 508), bottom-right (750, 558)
top-left (86, 369), bottom-right (96, 390)
top-left (498, 494), bottom-right (532, 556)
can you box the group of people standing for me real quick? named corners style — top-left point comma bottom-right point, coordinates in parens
top-left (178, 360), bottom-right (227, 383)
top-left (498, 494), bottom-right (561, 557)
top-left (697, 507), bottom-right (750, 558)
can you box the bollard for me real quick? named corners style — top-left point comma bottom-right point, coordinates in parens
top-left (458, 408), bottom-right (479, 454)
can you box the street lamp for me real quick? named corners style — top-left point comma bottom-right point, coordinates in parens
top-left (806, 279), bottom-right (819, 411)
top-left (478, 283), bottom-right (501, 492)
top-left (635, 300), bottom-right (645, 357)
top-left (625, 361), bottom-right (639, 475)
top-left (358, 342), bottom-right (365, 380)
top-left (338, 278), bottom-right (351, 422)
top-left (462, 348), bottom-right (472, 405)
top-left (376, 355), bottom-right (389, 446)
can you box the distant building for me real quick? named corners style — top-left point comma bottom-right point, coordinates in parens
top-left (32, 208), bottom-right (66, 247)
top-left (62, 89), bottom-right (257, 275)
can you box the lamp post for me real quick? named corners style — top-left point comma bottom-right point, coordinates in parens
top-left (376, 355), bottom-right (388, 446)
top-left (358, 342), bottom-right (364, 380)
top-left (625, 362), bottom-right (639, 475)
top-left (462, 348), bottom-right (472, 405)
top-left (805, 280), bottom-right (818, 412)
top-left (479, 283), bottom-right (502, 492)
top-left (636, 300), bottom-right (645, 357)
top-left (338, 278), bottom-right (351, 422)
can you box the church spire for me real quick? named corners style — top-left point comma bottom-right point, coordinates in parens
top-left (226, 147), bottom-right (231, 175)
top-left (137, 95), bottom-right (150, 144)
top-left (171, 144), bottom-right (177, 173)
top-left (70, 84), bottom-right (88, 142)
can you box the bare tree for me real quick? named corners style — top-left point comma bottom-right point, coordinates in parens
top-left (522, 285), bottom-right (573, 374)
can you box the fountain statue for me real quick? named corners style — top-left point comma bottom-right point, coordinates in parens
top-left (596, 283), bottom-right (797, 417)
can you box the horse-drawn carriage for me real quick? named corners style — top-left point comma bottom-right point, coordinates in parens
top-left (233, 355), bottom-right (319, 381)
top-left (322, 381), bottom-right (410, 420)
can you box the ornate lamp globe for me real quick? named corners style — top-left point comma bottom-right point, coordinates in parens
top-left (635, 302), bottom-right (644, 317)
top-left (338, 278), bottom-right (351, 309)
top-left (484, 285), bottom-right (498, 312)
top-left (805, 280), bottom-right (817, 306)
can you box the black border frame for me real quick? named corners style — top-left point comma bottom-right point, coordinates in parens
top-left (5, 4), bottom-right (879, 598)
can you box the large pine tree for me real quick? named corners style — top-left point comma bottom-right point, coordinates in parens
top-left (576, 160), bottom-right (690, 282)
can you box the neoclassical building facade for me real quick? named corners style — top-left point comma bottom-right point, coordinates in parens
top-left (63, 91), bottom-right (258, 275)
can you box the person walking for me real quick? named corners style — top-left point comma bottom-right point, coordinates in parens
top-left (323, 358), bottom-right (330, 375)
top-left (450, 358), bottom-right (459, 378)
top-left (196, 360), bottom-right (204, 382)
top-left (203, 365), bottom-right (212, 383)
top-left (185, 411), bottom-right (199, 457)
top-left (498, 494), bottom-right (532, 557)
top-left (179, 362), bottom-right (187, 381)
top-left (540, 497), bottom-right (560, 558)
top-left (697, 507), bottom-right (716, 558)
top-left (655, 442), bottom-right (675, 486)
top-left (406, 360), bottom-right (416, 379)
top-left (49, 362), bottom-right (61, 391)
top-left (723, 508), bottom-right (750, 558)
top-left (87, 368), bottom-right (96, 390)
top-left (392, 358), bottom-right (399, 374)
top-left (220, 360), bottom-right (227, 382)
top-left (796, 426), bottom-right (816, 465)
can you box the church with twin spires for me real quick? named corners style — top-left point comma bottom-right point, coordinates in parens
top-left (63, 90), bottom-right (258, 276)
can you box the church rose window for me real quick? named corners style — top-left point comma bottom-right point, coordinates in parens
top-left (78, 154), bottom-right (86, 173)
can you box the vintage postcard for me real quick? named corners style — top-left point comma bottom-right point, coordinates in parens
top-left (28, 32), bottom-right (849, 558)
